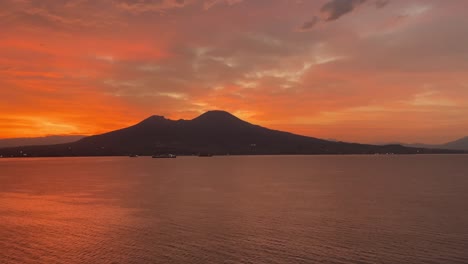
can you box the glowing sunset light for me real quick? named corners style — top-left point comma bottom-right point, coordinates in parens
top-left (1, 0), bottom-right (467, 144)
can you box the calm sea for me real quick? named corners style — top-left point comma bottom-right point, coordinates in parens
top-left (1, 155), bottom-right (467, 264)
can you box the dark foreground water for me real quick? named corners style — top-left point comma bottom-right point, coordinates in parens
top-left (1, 155), bottom-right (468, 264)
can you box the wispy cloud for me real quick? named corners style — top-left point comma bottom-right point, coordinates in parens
top-left (300, 16), bottom-right (319, 31)
top-left (300, 0), bottom-right (391, 30)
top-left (320, 0), bottom-right (366, 21)
top-left (203, 0), bottom-right (243, 10)
top-left (115, 0), bottom-right (190, 13)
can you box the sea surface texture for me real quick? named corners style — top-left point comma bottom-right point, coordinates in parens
top-left (1, 155), bottom-right (467, 264)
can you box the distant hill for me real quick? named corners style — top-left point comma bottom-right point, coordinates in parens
top-left (441, 137), bottom-right (468, 150)
top-left (401, 137), bottom-right (468, 151)
top-left (0, 111), bottom-right (461, 157)
top-left (0, 135), bottom-right (85, 148)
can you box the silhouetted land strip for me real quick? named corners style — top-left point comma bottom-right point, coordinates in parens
top-left (0, 111), bottom-right (463, 157)
top-left (0, 135), bottom-right (84, 148)
top-left (404, 136), bottom-right (468, 151)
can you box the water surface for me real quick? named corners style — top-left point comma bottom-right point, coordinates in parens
top-left (1, 155), bottom-right (468, 263)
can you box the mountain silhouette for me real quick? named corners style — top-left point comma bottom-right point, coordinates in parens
top-left (0, 135), bottom-right (84, 148)
top-left (441, 136), bottom-right (468, 150)
top-left (397, 136), bottom-right (468, 151)
top-left (0, 111), bottom-right (461, 157)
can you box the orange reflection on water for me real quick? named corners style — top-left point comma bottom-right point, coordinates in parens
top-left (0, 192), bottom-right (141, 264)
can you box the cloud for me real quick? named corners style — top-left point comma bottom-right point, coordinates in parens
top-left (375, 0), bottom-right (390, 8)
top-left (22, 7), bottom-right (92, 27)
top-left (204, 0), bottom-right (243, 10)
top-left (300, 0), bottom-right (391, 30)
top-left (320, 0), bottom-right (366, 21)
top-left (115, 0), bottom-right (190, 13)
top-left (300, 16), bottom-right (319, 31)
top-left (0, 0), bottom-right (124, 31)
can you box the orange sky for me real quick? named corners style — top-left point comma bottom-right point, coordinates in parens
top-left (1, 0), bottom-right (467, 144)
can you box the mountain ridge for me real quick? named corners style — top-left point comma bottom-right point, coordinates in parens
top-left (0, 111), bottom-right (462, 157)
top-left (442, 136), bottom-right (468, 150)
top-left (379, 136), bottom-right (468, 151)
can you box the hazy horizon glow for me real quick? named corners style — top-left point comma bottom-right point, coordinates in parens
top-left (1, 0), bottom-right (467, 144)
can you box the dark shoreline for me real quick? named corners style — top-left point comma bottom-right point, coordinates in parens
top-left (1, 152), bottom-right (466, 159)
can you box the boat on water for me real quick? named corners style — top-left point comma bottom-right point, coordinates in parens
top-left (129, 154), bottom-right (139, 158)
top-left (152, 154), bottom-right (177, 159)
top-left (198, 153), bottom-right (213, 157)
